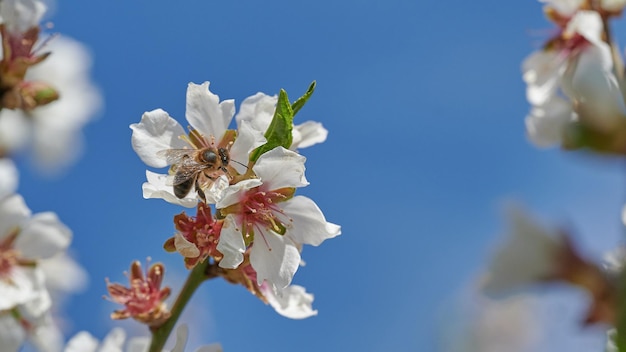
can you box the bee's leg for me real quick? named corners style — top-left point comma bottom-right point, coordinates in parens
top-left (195, 177), bottom-right (206, 202)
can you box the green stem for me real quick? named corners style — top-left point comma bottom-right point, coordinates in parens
top-left (148, 259), bottom-right (212, 352)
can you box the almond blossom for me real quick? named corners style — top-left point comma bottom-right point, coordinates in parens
top-left (523, 10), bottom-right (626, 148)
top-left (64, 326), bottom-right (222, 352)
top-left (0, 35), bottom-right (102, 170)
top-left (236, 92), bottom-right (328, 150)
top-left (130, 82), bottom-right (265, 206)
top-left (482, 205), bottom-right (617, 325)
top-left (216, 147), bottom-right (340, 290)
top-left (0, 194), bottom-right (71, 312)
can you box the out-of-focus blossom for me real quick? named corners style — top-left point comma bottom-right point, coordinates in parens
top-left (106, 261), bottom-right (171, 327)
top-left (482, 204), bottom-right (617, 325)
top-left (540, 0), bottom-right (584, 19)
top-left (0, 35), bottom-right (101, 171)
top-left (130, 82), bottom-right (265, 205)
top-left (481, 205), bottom-right (566, 295)
top-left (601, 0), bottom-right (626, 13)
top-left (216, 147), bottom-right (340, 291)
top-left (522, 11), bottom-right (624, 148)
top-left (64, 325), bottom-right (222, 352)
top-left (0, 0), bottom-right (46, 33)
top-left (606, 329), bottom-right (618, 352)
top-left (0, 158), bottom-right (17, 198)
top-left (440, 292), bottom-right (540, 352)
top-left (236, 92), bottom-right (328, 150)
top-left (0, 194), bottom-right (70, 312)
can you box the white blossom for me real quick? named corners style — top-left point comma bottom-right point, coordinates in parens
top-left (216, 147), bottom-right (340, 290)
top-left (0, 35), bottom-right (102, 171)
top-left (481, 205), bottom-right (564, 296)
top-left (236, 92), bottom-right (328, 150)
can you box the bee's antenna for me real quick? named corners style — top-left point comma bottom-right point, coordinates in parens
top-left (232, 160), bottom-right (248, 169)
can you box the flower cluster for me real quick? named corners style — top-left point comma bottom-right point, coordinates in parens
top-left (0, 159), bottom-right (87, 351)
top-left (0, 0), bottom-right (100, 171)
top-left (523, 0), bottom-right (626, 152)
top-left (129, 81), bottom-right (340, 322)
top-left (481, 1), bottom-right (626, 350)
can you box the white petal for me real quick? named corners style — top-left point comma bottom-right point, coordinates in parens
top-left (0, 110), bottom-right (30, 153)
top-left (562, 43), bottom-right (626, 131)
top-left (27, 36), bottom-right (102, 171)
top-left (170, 324), bottom-right (189, 352)
top-left (602, 0), bottom-right (626, 11)
top-left (0, 158), bottom-right (18, 199)
top-left (291, 121), bottom-right (328, 149)
top-left (235, 92), bottom-right (277, 133)
top-left (174, 233), bottom-right (200, 258)
top-left (216, 178), bottom-right (262, 209)
top-left (216, 216), bottom-right (246, 269)
top-left (64, 331), bottom-right (99, 352)
top-left (0, 194), bottom-right (31, 241)
top-left (540, 0), bottom-right (584, 17)
top-left (16, 212), bottom-right (72, 260)
top-left (202, 175), bottom-right (229, 205)
top-left (142, 171), bottom-right (198, 208)
top-left (98, 328), bottom-right (126, 352)
top-left (0, 314), bottom-right (26, 352)
top-left (263, 284), bottom-right (318, 319)
top-left (185, 82), bottom-right (234, 141)
top-left (18, 270), bottom-right (51, 318)
top-left (522, 50), bottom-right (566, 106)
top-left (130, 109), bottom-right (187, 168)
top-left (250, 231), bottom-right (300, 289)
top-left (525, 96), bottom-right (574, 147)
top-left (126, 337), bottom-right (150, 352)
top-left (282, 196), bottom-right (341, 246)
top-left (229, 120), bottom-right (266, 174)
top-left (564, 11), bottom-right (604, 45)
top-left (39, 253), bottom-right (88, 294)
top-left (253, 147), bottom-right (309, 190)
top-left (0, 0), bottom-right (46, 33)
top-left (481, 205), bottom-right (564, 297)
top-left (0, 267), bottom-right (46, 311)
top-left (28, 313), bottom-right (64, 352)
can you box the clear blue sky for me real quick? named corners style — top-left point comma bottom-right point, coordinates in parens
top-left (14, 0), bottom-right (626, 350)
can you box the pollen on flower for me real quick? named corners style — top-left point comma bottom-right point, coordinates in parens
top-left (236, 186), bottom-right (294, 238)
top-left (105, 260), bottom-right (171, 327)
top-left (165, 203), bottom-right (224, 269)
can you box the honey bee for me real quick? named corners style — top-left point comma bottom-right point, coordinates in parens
top-left (157, 147), bottom-right (230, 200)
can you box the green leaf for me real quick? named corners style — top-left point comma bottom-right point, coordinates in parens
top-left (249, 89), bottom-right (294, 162)
top-left (291, 80), bottom-right (316, 117)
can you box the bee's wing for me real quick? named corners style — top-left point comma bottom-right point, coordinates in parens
top-left (157, 149), bottom-right (194, 165)
top-left (172, 167), bottom-right (203, 185)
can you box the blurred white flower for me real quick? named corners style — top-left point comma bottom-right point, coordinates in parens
top-left (540, 0), bottom-right (584, 18)
top-left (64, 325), bottom-right (222, 352)
top-left (0, 0), bottom-right (46, 33)
top-left (0, 194), bottom-right (71, 312)
top-left (236, 92), bottom-right (328, 150)
top-left (0, 35), bottom-right (101, 172)
top-left (0, 158), bottom-right (18, 199)
top-left (440, 293), bottom-right (540, 352)
top-left (601, 0), bottom-right (626, 12)
top-left (481, 205), bottom-right (565, 296)
top-left (522, 11), bottom-right (624, 146)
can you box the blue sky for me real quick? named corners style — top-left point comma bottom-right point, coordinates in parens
top-left (12, 0), bottom-right (626, 351)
